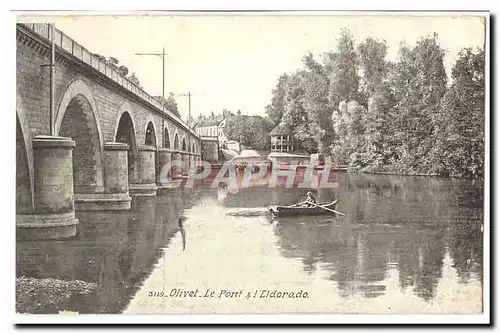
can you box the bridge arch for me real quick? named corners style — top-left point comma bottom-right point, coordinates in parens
top-left (182, 137), bottom-right (187, 151)
top-left (55, 79), bottom-right (104, 149)
top-left (56, 79), bottom-right (104, 193)
top-left (114, 107), bottom-right (138, 184)
top-left (173, 133), bottom-right (180, 150)
top-left (164, 127), bottom-right (171, 148)
top-left (16, 98), bottom-right (34, 213)
top-left (145, 121), bottom-right (157, 147)
top-left (113, 102), bottom-right (138, 146)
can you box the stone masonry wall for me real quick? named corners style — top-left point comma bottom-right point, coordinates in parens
top-left (16, 26), bottom-right (201, 208)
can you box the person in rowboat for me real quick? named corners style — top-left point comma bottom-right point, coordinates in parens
top-left (305, 191), bottom-right (317, 207)
top-left (292, 191), bottom-right (317, 207)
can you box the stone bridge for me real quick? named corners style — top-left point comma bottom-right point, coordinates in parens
top-left (16, 23), bottom-right (201, 240)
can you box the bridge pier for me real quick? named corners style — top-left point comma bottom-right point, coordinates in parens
top-left (74, 142), bottom-right (132, 210)
top-left (189, 153), bottom-right (199, 173)
top-left (156, 148), bottom-right (172, 183)
top-left (181, 152), bottom-right (189, 177)
top-left (172, 151), bottom-right (183, 180)
top-left (194, 154), bottom-right (201, 169)
top-left (129, 146), bottom-right (157, 197)
top-left (17, 136), bottom-right (78, 240)
top-left (156, 148), bottom-right (172, 193)
top-left (187, 153), bottom-right (192, 175)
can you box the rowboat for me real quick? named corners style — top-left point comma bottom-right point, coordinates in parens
top-left (268, 199), bottom-right (338, 217)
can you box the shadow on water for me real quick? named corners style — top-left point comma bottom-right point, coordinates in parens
top-left (16, 188), bottom-right (201, 313)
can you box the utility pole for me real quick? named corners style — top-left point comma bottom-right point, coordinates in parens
top-left (135, 48), bottom-right (167, 147)
top-left (180, 91), bottom-right (192, 126)
top-left (49, 23), bottom-right (55, 136)
top-left (41, 23), bottom-right (56, 135)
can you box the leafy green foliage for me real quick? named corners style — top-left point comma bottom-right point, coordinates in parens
top-left (154, 92), bottom-right (180, 116)
top-left (117, 65), bottom-right (129, 76)
top-left (128, 72), bottom-right (142, 88)
top-left (327, 29), bottom-right (360, 108)
top-left (358, 38), bottom-right (388, 99)
top-left (225, 114), bottom-right (274, 151)
top-left (429, 48), bottom-right (485, 178)
top-left (265, 74), bottom-right (290, 126)
top-left (265, 29), bottom-right (485, 179)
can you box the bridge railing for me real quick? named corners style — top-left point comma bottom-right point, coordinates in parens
top-left (21, 23), bottom-right (195, 136)
top-left (200, 136), bottom-right (219, 141)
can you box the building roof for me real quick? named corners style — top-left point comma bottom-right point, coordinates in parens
top-left (269, 122), bottom-right (292, 136)
top-left (193, 115), bottom-right (225, 128)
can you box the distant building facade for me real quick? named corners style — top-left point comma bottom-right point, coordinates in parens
top-left (193, 109), bottom-right (240, 151)
top-left (193, 110), bottom-right (231, 142)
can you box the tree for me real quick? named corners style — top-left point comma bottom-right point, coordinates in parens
top-left (225, 114), bottom-right (273, 151)
top-left (154, 92), bottom-right (180, 116)
top-left (358, 37), bottom-right (388, 97)
top-left (128, 72), bottom-right (141, 88)
top-left (331, 100), bottom-right (368, 170)
top-left (300, 70), bottom-right (334, 152)
top-left (281, 71), bottom-right (318, 152)
top-left (364, 86), bottom-right (396, 168)
top-left (276, 52), bottom-right (335, 154)
top-left (430, 48), bottom-right (485, 178)
top-left (357, 38), bottom-right (397, 169)
top-left (117, 65), bottom-right (129, 77)
top-left (264, 29), bottom-right (482, 178)
top-left (107, 56), bottom-right (119, 68)
top-left (93, 53), bottom-right (106, 62)
top-left (265, 73), bottom-right (290, 126)
top-left (165, 93), bottom-right (179, 115)
top-left (389, 34), bottom-right (447, 171)
top-left (327, 29), bottom-right (360, 109)
top-left (330, 102), bottom-right (349, 165)
top-left (303, 52), bottom-right (327, 78)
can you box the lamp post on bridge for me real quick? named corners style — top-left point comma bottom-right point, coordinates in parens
top-left (179, 91), bottom-right (192, 127)
top-left (135, 48), bottom-right (167, 148)
top-left (40, 23), bottom-right (56, 136)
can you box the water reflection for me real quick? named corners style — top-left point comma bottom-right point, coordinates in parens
top-left (271, 174), bottom-right (483, 302)
top-left (16, 188), bottom-right (201, 313)
top-left (178, 217), bottom-right (187, 251)
top-left (16, 174), bottom-right (483, 313)
top-left (220, 185), bottom-right (338, 208)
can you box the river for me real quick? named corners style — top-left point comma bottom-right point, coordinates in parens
top-left (16, 173), bottom-right (484, 314)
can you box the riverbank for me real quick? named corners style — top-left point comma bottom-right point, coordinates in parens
top-left (16, 276), bottom-right (97, 314)
top-left (344, 164), bottom-right (483, 180)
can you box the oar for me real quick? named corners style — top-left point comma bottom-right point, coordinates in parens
top-left (309, 201), bottom-right (346, 216)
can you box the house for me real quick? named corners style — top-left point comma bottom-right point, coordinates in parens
top-left (193, 114), bottom-right (224, 138)
top-left (269, 122), bottom-right (295, 153)
top-left (192, 109), bottom-right (234, 148)
top-left (268, 122), bottom-right (312, 165)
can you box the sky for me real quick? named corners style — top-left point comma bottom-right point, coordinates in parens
top-left (18, 13), bottom-right (486, 122)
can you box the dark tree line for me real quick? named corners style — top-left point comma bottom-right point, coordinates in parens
top-left (265, 29), bottom-right (485, 178)
top-left (153, 93), bottom-right (180, 116)
top-left (93, 54), bottom-right (141, 87)
top-left (224, 113), bottom-right (274, 151)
